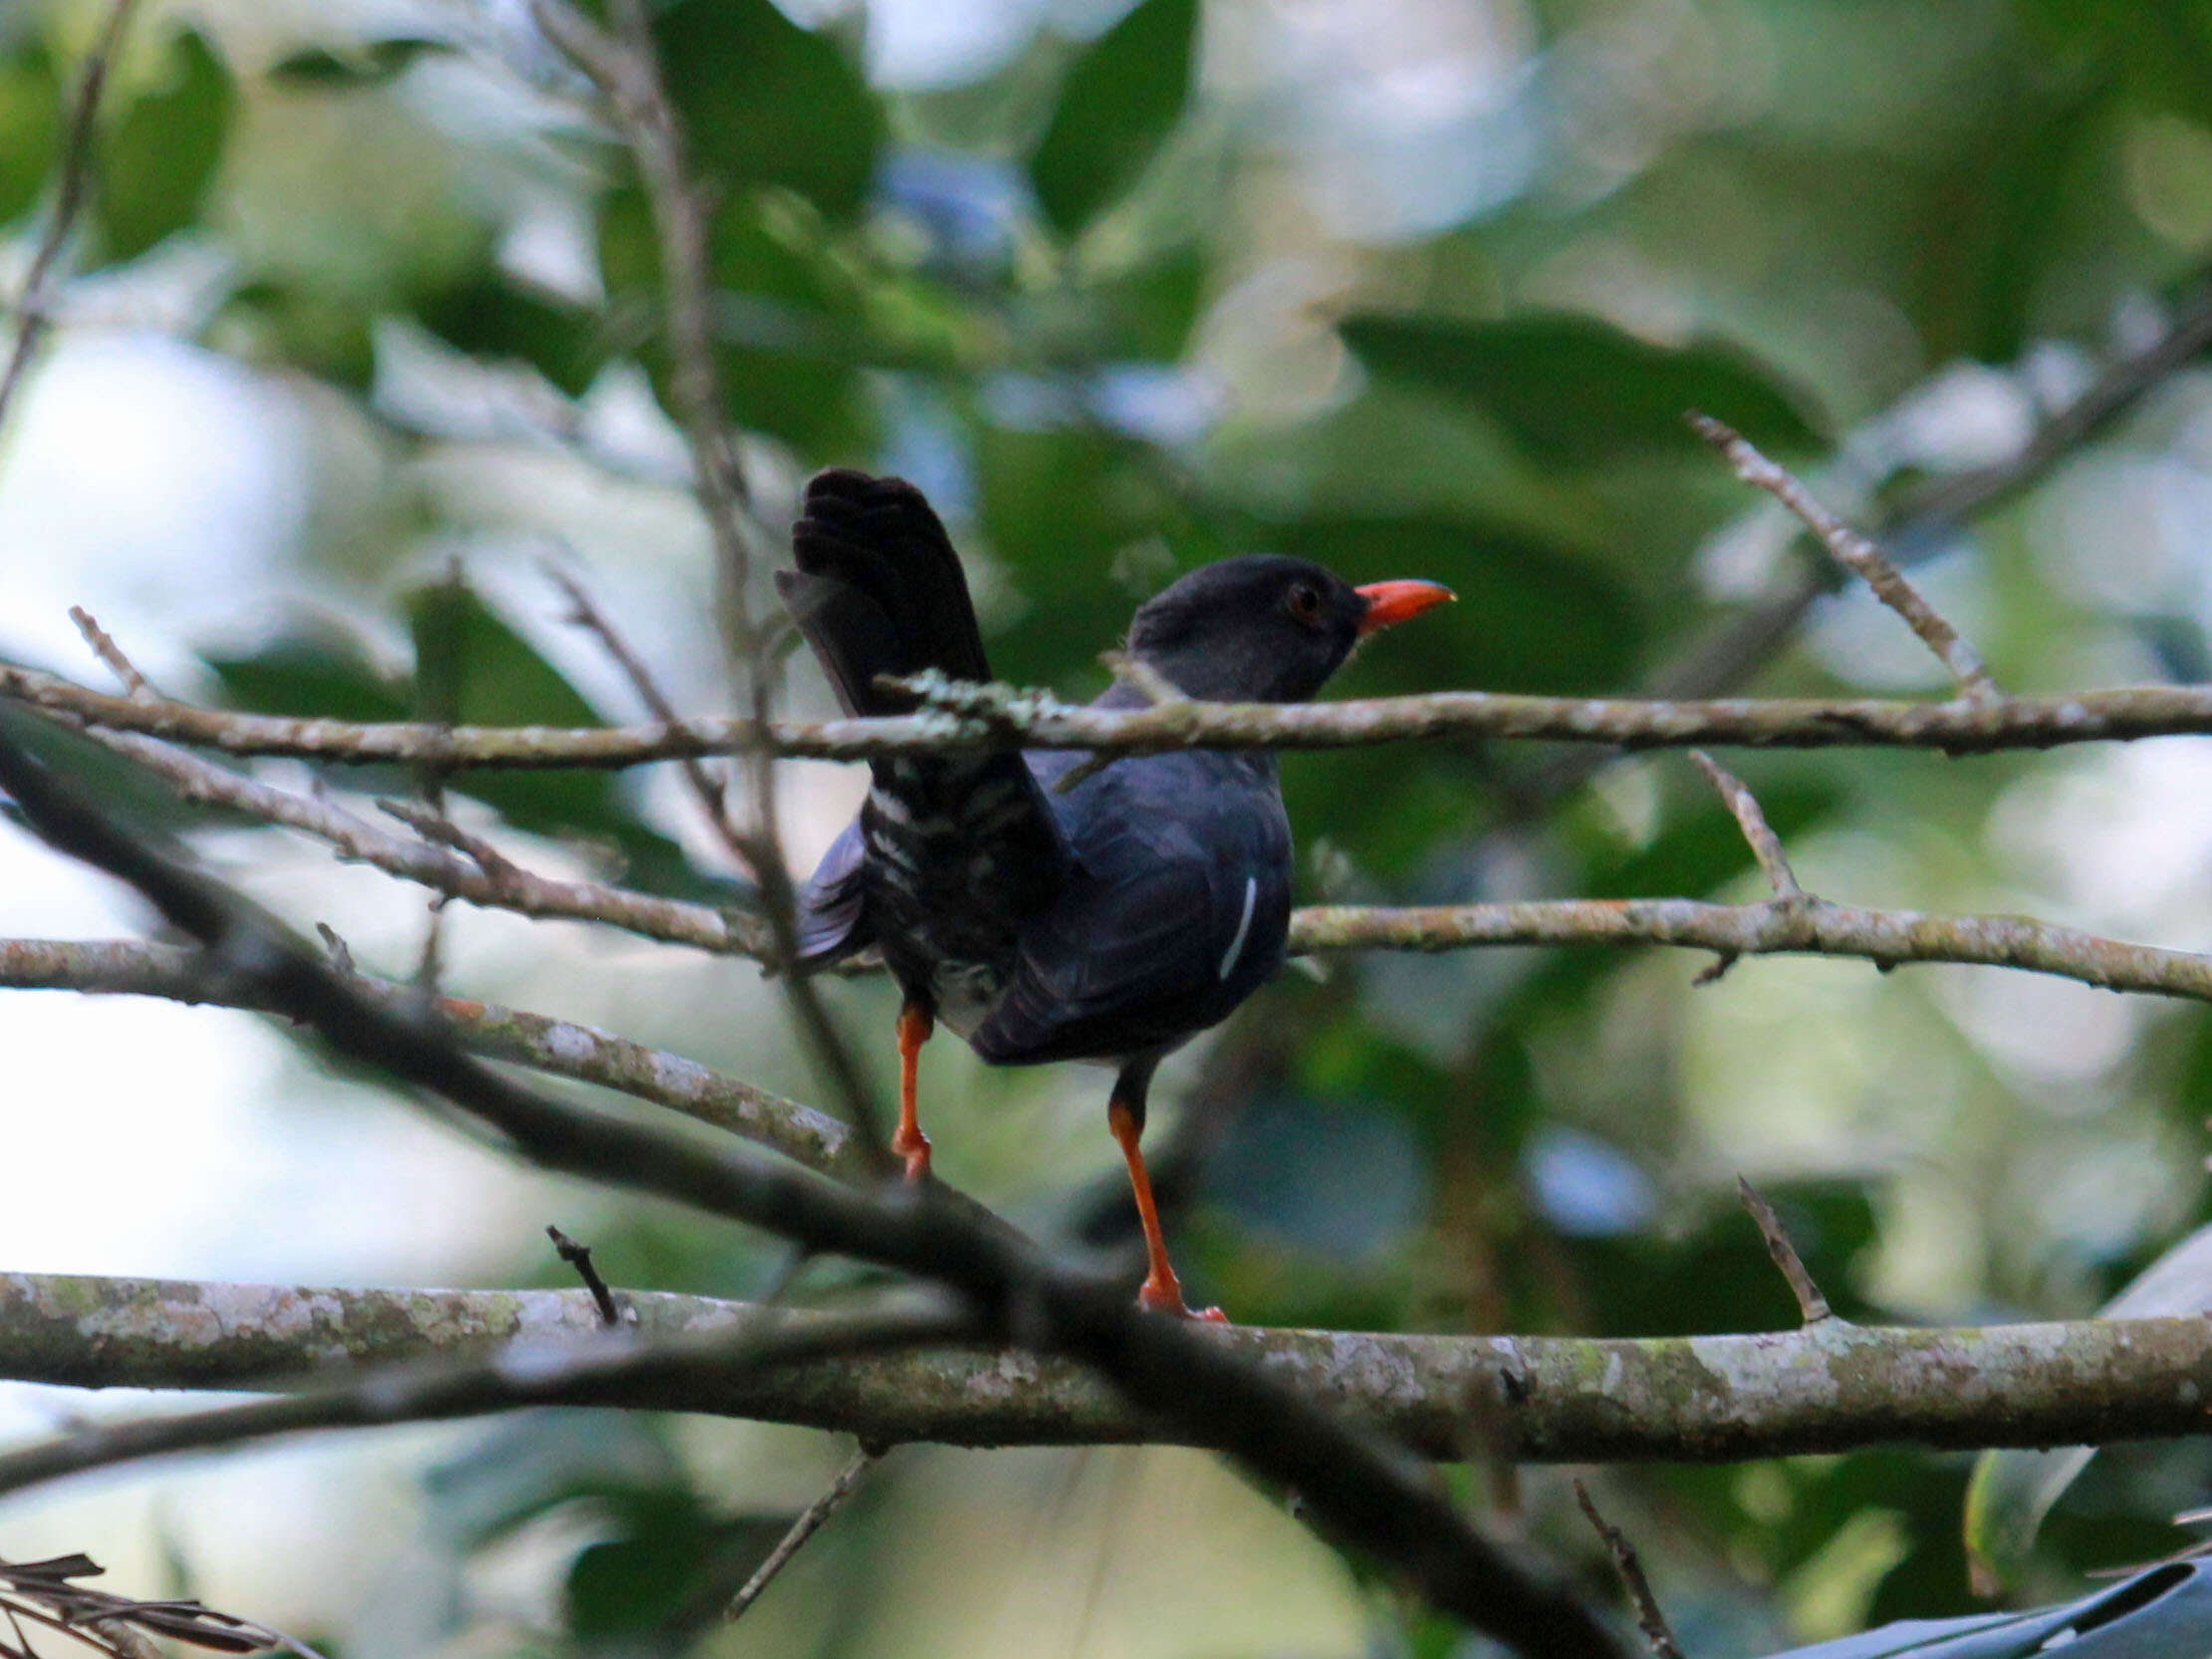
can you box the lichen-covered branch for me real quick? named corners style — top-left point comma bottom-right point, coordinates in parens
top-left (79, 722), bottom-right (762, 954)
top-left (0, 937), bottom-right (859, 1176)
top-left (11, 892), bottom-right (2212, 1152)
top-left (24, 661), bottom-right (2212, 770)
top-left (0, 1282), bottom-right (967, 1502)
top-left (1291, 898), bottom-right (2212, 1001)
top-left (8, 1273), bottom-right (2212, 1466)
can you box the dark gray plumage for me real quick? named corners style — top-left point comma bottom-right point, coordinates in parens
top-left (781, 468), bottom-right (1451, 1316)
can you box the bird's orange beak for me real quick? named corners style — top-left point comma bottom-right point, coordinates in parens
top-left (1353, 580), bottom-right (1456, 635)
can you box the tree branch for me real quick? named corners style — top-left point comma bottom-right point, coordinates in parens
top-left (11, 897), bottom-right (2212, 1202)
top-left (8, 1274), bottom-right (2212, 1465)
top-left (72, 721), bottom-right (766, 954)
top-left (0, 1290), bottom-right (967, 1503)
top-left (20, 659), bottom-right (2212, 767)
top-left (33, 700), bottom-right (2210, 1017)
top-left (0, 937), bottom-right (867, 1180)
top-left (1295, 897), bottom-right (2212, 1000)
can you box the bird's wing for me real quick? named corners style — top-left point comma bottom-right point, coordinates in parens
top-left (793, 816), bottom-right (870, 966)
top-left (970, 758), bottom-right (1291, 1066)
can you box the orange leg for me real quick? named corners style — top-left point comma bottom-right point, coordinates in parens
top-left (894, 999), bottom-right (934, 1182)
top-left (1107, 1097), bottom-right (1226, 1322)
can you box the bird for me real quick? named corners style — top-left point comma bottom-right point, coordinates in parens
top-left (778, 469), bottom-right (1453, 1318)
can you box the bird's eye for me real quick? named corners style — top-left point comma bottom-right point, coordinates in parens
top-left (1286, 583), bottom-right (1324, 624)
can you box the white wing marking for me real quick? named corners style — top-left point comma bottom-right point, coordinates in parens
top-left (1218, 875), bottom-right (1258, 981)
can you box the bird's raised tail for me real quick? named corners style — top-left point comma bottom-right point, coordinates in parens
top-left (780, 469), bottom-right (1070, 984)
top-left (777, 469), bottom-right (993, 717)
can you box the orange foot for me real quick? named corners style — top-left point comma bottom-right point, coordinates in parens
top-left (894, 1131), bottom-right (932, 1183)
top-left (1137, 1279), bottom-right (1230, 1322)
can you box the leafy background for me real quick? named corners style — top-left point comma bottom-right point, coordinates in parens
top-left (6, 0), bottom-right (2212, 1653)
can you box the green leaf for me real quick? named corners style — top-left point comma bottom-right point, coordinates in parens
top-left (94, 27), bottom-right (233, 263)
top-left (267, 37), bottom-right (448, 87)
top-left (1096, 245), bottom-right (1207, 359)
top-left (403, 582), bottom-right (607, 842)
top-left (398, 585), bottom-right (724, 900)
top-left (1962, 1220), bottom-right (2212, 1592)
top-left (424, 1412), bottom-right (688, 1550)
top-left (650, 0), bottom-right (883, 221)
top-left (972, 424), bottom-right (1181, 689)
top-left (204, 628), bottom-right (412, 724)
top-left (1339, 311), bottom-right (1826, 466)
top-left (216, 280), bottom-right (377, 387)
top-left (598, 185), bottom-right (872, 454)
top-left (418, 273), bottom-right (605, 398)
top-left (1911, 72), bottom-right (2113, 363)
top-left (0, 40), bottom-right (60, 227)
top-left (1030, 0), bottom-right (1199, 236)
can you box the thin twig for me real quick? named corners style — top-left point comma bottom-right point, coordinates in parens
top-left (723, 1447), bottom-right (879, 1621)
top-left (1894, 273), bottom-right (2212, 534)
top-left (54, 716), bottom-right (767, 952)
top-left (410, 560), bottom-right (469, 992)
top-left (1690, 413), bottom-right (2000, 701)
top-left (1571, 1481), bottom-right (1686, 1659)
top-left (1688, 752), bottom-right (1800, 899)
top-left (0, 0), bottom-right (142, 435)
top-left (1100, 650), bottom-right (1184, 707)
top-left (0, 1550), bottom-right (330, 1659)
top-left (375, 797), bottom-right (530, 889)
top-left (66, 608), bottom-right (156, 702)
top-left (547, 1225), bottom-right (622, 1326)
top-left (544, 557), bottom-right (758, 872)
top-left (1736, 1176), bottom-right (1834, 1325)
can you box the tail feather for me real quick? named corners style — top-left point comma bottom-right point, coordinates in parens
top-left (778, 470), bottom-right (990, 717)
top-left (782, 469), bottom-right (1070, 981)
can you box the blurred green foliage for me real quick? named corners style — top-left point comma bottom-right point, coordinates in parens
top-left (11, 0), bottom-right (2212, 1652)
top-left (93, 26), bottom-right (231, 263)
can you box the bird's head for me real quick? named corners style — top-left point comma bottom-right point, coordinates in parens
top-left (1126, 555), bottom-right (1455, 702)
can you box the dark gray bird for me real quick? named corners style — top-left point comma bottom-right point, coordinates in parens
top-left (779, 469), bottom-right (1452, 1317)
